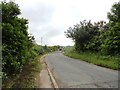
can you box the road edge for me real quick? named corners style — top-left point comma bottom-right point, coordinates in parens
top-left (47, 67), bottom-right (59, 88)
top-left (42, 54), bottom-right (59, 89)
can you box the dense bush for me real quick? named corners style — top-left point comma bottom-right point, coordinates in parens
top-left (65, 2), bottom-right (120, 55)
top-left (1, 1), bottom-right (37, 78)
top-left (65, 20), bottom-right (107, 52)
top-left (1, 1), bottom-right (64, 83)
top-left (101, 2), bottom-right (120, 55)
top-left (101, 22), bottom-right (120, 55)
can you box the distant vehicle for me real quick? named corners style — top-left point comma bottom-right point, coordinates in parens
top-left (59, 48), bottom-right (62, 51)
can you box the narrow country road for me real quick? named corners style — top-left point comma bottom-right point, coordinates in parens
top-left (45, 51), bottom-right (118, 88)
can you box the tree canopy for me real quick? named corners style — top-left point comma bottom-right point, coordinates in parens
top-left (65, 1), bottom-right (120, 55)
top-left (1, 1), bottom-right (34, 75)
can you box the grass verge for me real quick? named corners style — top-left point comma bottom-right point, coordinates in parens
top-left (3, 55), bottom-right (42, 88)
top-left (63, 48), bottom-right (119, 70)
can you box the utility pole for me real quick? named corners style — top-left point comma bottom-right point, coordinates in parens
top-left (41, 37), bottom-right (43, 46)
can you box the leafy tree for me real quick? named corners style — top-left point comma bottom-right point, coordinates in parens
top-left (65, 20), bottom-right (100, 52)
top-left (85, 21), bottom-right (108, 51)
top-left (1, 1), bottom-right (34, 75)
top-left (65, 1), bottom-right (120, 55)
top-left (101, 23), bottom-right (120, 55)
top-left (101, 2), bottom-right (120, 55)
top-left (107, 2), bottom-right (120, 25)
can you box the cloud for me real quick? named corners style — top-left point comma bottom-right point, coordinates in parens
top-left (15, 0), bottom-right (119, 46)
top-left (19, 2), bottom-right (55, 26)
top-left (44, 27), bottom-right (63, 37)
top-left (32, 26), bottom-right (64, 45)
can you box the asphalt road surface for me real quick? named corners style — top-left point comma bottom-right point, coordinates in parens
top-left (45, 51), bottom-right (118, 88)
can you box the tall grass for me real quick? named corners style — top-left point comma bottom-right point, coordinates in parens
top-left (63, 46), bottom-right (119, 70)
top-left (2, 55), bottom-right (42, 88)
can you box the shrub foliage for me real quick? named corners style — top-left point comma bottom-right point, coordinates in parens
top-left (65, 2), bottom-right (120, 55)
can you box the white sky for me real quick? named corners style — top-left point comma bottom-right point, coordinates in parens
top-left (13, 0), bottom-right (119, 46)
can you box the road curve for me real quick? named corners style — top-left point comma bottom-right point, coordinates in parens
top-left (45, 51), bottom-right (118, 88)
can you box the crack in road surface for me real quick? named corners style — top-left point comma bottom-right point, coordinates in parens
top-left (45, 51), bottom-right (118, 88)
